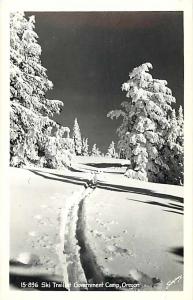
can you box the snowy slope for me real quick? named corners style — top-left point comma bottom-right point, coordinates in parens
top-left (84, 185), bottom-right (183, 291)
top-left (9, 162), bottom-right (183, 291)
top-left (10, 167), bottom-right (83, 290)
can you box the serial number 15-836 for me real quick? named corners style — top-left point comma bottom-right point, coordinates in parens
top-left (21, 282), bottom-right (39, 288)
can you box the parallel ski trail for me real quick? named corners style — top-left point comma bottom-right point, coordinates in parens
top-left (57, 172), bottom-right (98, 290)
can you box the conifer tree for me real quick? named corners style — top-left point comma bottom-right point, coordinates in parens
top-left (91, 144), bottom-right (101, 157)
top-left (82, 138), bottom-right (89, 156)
top-left (177, 106), bottom-right (184, 184)
top-left (10, 12), bottom-right (63, 167)
top-left (106, 141), bottom-right (117, 158)
top-left (72, 118), bottom-right (82, 155)
top-left (163, 107), bottom-right (184, 184)
top-left (107, 62), bottom-right (177, 183)
top-left (44, 125), bottom-right (72, 169)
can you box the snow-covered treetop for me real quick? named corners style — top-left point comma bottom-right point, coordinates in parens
top-left (72, 118), bottom-right (82, 155)
top-left (121, 62), bottom-right (175, 110)
top-left (108, 62), bottom-right (176, 133)
top-left (10, 12), bottom-right (63, 118)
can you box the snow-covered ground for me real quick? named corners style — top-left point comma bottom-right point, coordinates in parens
top-left (9, 158), bottom-right (183, 291)
top-left (10, 167), bottom-right (91, 290)
top-left (84, 186), bottom-right (183, 291)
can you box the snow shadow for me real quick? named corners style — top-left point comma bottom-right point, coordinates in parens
top-left (29, 169), bottom-right (183, 203)
top-left (167, 247), bottom-right (184, 265)
top-left (9, 272), bottom-right (68, 290)
top-left (84, 162), bottom-right (129, 169)
top-left (168, 247), bottom-right (183, 257)
top-left (126, 198), bottom-right (183, 215)
top-left (29, 170), bottom-right (90, 188)
top-left (79, 165), bottom-right (125, 174)
top-left (10, 260), bottom-right (34, 268)
top-left (163, 209), bottom-right (183, 215)
top-left (66, 165), bottom-right (83, 173)
top-left (97, 182), bottom-right (183, 203)
top-left (9, 259), bottom-right (68, 290)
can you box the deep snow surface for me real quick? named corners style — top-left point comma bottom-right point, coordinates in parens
top-left (9, 159), bottom-right (183, 291)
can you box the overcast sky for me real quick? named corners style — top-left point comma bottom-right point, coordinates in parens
top-left (26, 11), bottom-right (183, 152)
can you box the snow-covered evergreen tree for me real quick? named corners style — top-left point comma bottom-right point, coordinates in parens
top-left (82, 138), bottom-right (89, 156)
top-left (10, 12), bottom-right (63, 167)
top-left (177, 106), bottom-right (184, 184)
top-left (72, 118), bottom-right (82, 155)
top-left (44, 125), bottom-right (72, 169)
top-left (56, 126), bottom-right (74, 154)
top-left (106, 141), bottom-right (117, 158)
top-left (107, 62), bottom-right (177, 183)
top-left (163, 106), bottom-right (184, 184)
top-left (91, 144), bottom-right (101, 157)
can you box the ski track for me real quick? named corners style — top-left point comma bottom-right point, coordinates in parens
top-left (58, 170), bottom-right (117, 291)
top-left (58, 170), bottom-right (162, 291)
top-left (58, 172), bottom-right (97, 291)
